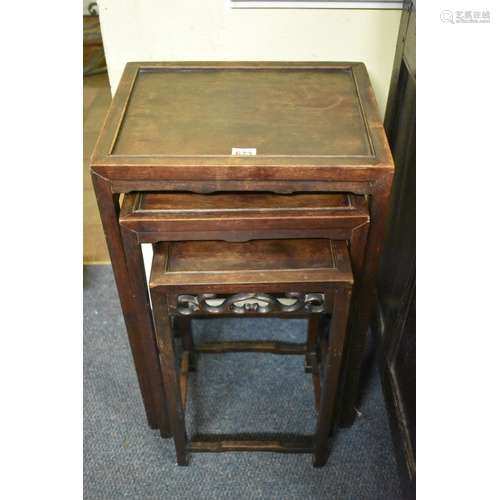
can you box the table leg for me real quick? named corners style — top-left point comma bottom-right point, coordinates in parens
top-left (151, 291), bottom-right (189, 465)
top-left (339, 177), bottom-right (393, 427)
top-left (336, 221), bottom-right (369, 427)
top-left (176, 317), bottom-right (196, 371)
top-left (305, 316), bottom-right (319, 374)
top-left (313, 285), bottom-right (352, 467)
top-left (92, 172), bottom-right (168, 433)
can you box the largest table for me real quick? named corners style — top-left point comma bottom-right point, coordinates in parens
top-left (91, 61), bottom-right (394, 431)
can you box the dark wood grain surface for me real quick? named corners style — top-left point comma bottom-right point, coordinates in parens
top-left (134, 191), bottom-right (352, 212)
top-left (91, 61), bottom-right (392, 181)
top-left (111, 68), bottom-right (371, 157)
top-left (120, 191), bottom-right (369, 245)
top-left (164, 239), bottom-right (336, 273)
top-left (150, 239), bottom-right (352, 289)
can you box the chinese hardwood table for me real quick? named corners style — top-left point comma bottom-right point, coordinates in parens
top-left (91, 61), bottom-right (394, 434)
top-left (149, 238), bottom-right (353, 466)
top-left (119, 189), bottom-right (370, 437)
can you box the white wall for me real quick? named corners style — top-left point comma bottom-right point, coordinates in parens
top-left (98, 1), bottom-right (401, 115)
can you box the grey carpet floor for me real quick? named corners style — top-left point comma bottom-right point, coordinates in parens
top-left (84, 265), bottom-right (401, 499)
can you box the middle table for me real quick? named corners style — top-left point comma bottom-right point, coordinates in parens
top-left (120, 190), bottom-right (370, 436)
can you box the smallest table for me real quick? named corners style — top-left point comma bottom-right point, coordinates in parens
top-left (149, 238), bottom-right (353, 467)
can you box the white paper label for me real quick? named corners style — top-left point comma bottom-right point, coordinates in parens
top-left (231, 148), bottom-right (256, 156)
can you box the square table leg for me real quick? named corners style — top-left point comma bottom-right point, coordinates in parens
top-left (92, 172), bottom-right (169, 434)
top-left (176, 316), bottom-right (196, 371)
top-left (313, 285), bottom-right (352, 467)
top-left (151, 290), bottom-right (189, 465)
top-left (305, 316), bottom-right (320, 374)
top-left (339, 176), bottom-right (393, 426)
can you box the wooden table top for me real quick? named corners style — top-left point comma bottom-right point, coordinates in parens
top-left (150, 239), bottom-right (353, 287)
top-left (91, 61), bottom-right (393, 184)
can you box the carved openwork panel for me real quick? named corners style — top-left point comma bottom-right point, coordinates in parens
top-left (176, 292), bottom-right (325, 316)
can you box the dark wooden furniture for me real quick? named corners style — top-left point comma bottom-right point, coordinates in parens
top-left (120, 190), bottom-right (370, 434)
top-left (149, 238), bottom-right (353, 466)
top-left (91, 61), bottom-right (394, 434)
top-left (375, 2), bottom-right (416, 498)
top-left (120, 192), bottom-right (369, 252)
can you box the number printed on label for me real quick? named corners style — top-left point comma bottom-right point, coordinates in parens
top-left (231, 148), bottom-right (257, 156)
